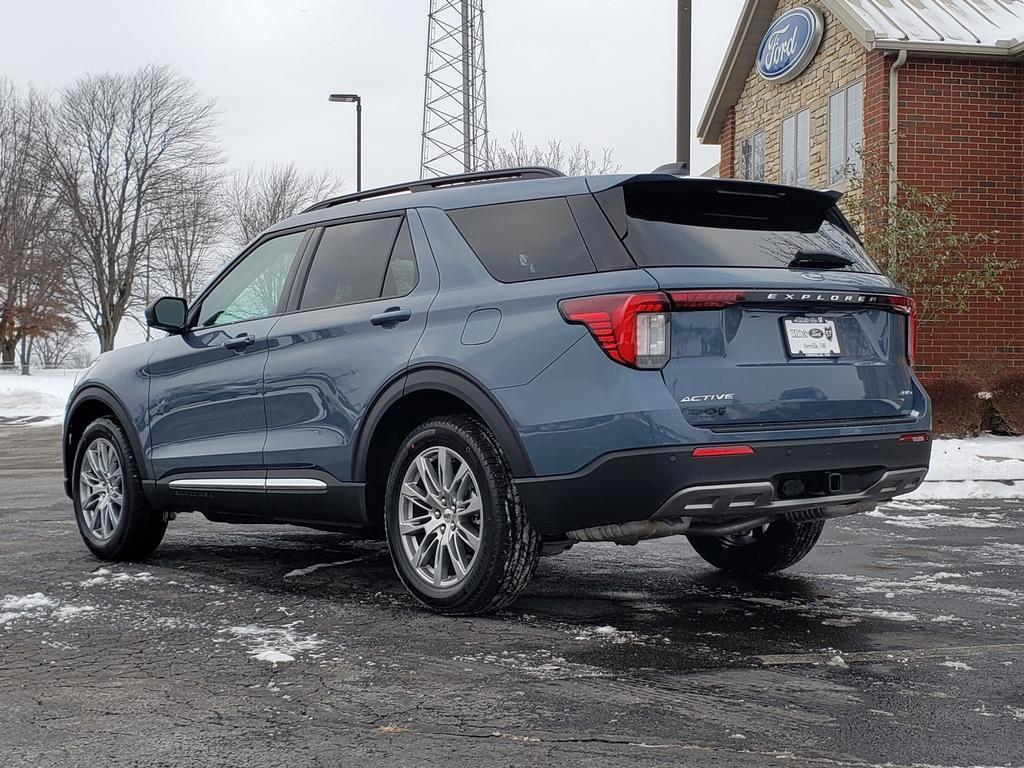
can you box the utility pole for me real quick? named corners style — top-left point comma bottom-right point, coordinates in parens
top-left (676, 0), bottom-right (692, 174)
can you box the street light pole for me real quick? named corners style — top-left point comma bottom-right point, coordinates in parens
top-left (328, 93), bottom-right (362, 191)
top-left (676, 0), bottom-right (692, 174)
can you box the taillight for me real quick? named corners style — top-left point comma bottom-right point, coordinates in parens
top-left (559, 292), bottom-right (671, 369)
top-left (890, 295), bottom-right (917, 365)
top-left (670, 290), bottom-right (745, 309)
top-left (898, 433), bottom-right (929, 444)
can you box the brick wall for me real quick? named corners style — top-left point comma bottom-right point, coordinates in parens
top-left (729, 0), bottom-right (866, 188)
top-left (720, 109), bottom-right (736, 178)
top-left (877, 56), bottom-right (1024, 379)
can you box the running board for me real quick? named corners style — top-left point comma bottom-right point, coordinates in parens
top-left (652, 467), bottom-right (928, 521)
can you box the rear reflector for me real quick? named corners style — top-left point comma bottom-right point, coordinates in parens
top-left (670, 290), bottom-right (746, 309)
top-left (898, 433), bottom-right (929, 444)
top-left (691, 445), bottom-right (755, 458)
top-left (559, 292), bottom-right (671, 369)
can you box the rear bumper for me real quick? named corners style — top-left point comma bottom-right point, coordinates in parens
top-left (515, 433), bottom-right (931, 536)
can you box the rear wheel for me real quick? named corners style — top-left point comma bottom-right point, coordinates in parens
top-left (688, 518), bottom-right (824, 575)
top-left (73, 418), bottom-right (167, 561)
top-left (384, 415), bottom-right (540, 615)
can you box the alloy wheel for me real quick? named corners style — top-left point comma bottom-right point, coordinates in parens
top-left (78, 437), bottom-right (124, 541)
top-left (398, 446), bottom-right (483, 589)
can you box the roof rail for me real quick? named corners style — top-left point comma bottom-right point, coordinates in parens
top-left (302, 166), bottom-right (565, 213)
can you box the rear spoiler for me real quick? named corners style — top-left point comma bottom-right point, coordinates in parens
top-left (585, 174), bottom-right (848, 238)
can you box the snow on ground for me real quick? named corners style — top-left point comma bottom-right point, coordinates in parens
top-left (910, 435), bottom-right (1024, 500)
top-left (0, 593), bottom-right (95, 627)
top-left (217, 623), bottom-right (325, 664)
top-left (0, 370), bottom-right (79, 425)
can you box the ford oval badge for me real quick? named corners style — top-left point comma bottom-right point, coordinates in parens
top-left (756, 7), bottom-right (824, 84)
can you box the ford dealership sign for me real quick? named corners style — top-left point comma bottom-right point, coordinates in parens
top-left (756, 7), bottom-right (824, 83)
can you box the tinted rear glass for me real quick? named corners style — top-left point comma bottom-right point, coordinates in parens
top-left (449, 198), bottom-right (596, 282)
top-left (598, 181), bottom-right (879, 274)
top-left (299, 217), bottom-right (401, 310)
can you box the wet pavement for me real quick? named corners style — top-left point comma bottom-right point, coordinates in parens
top-left (1, 425), bottom-right (1022, 767)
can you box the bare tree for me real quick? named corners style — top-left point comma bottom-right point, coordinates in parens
top-left (148, 168), bottom-right (224, 303)
top-left (35, 322), bottom-right (85, 368)
top-left (484, 131), bottom-right (619, 176)
top-left (0, 80), bottom-right (71, 372)
top-left (223, 162), bottom-right (340, 249)
top-left (47, 64), bottom-right (221, 351)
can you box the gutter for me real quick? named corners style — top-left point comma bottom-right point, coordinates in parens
top-left (888, 49), bottom-right (908, 206)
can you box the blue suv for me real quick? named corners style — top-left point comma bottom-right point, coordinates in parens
top-left (63, 167), bottom-right (931, 614)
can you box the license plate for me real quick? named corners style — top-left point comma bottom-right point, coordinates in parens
top-left (783, 317), bottom-right (841, 358)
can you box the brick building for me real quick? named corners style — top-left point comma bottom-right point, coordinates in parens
top-left (697, 0), bottom-right (1024, 379)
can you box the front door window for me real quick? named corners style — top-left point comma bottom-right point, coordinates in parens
top-left (197, 231), bottom-right (306, 327)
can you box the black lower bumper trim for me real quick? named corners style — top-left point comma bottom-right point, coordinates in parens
top-left (515, 434), bottom-right (931, 536)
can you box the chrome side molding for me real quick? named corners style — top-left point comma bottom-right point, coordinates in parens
top-left (168, 477), bottom-right (328, 494)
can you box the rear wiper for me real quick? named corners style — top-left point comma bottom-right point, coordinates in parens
top-left (789, 250), bottom-right (855, 269)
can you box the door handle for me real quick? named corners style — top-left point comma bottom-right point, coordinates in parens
top-left (370, 307), bottom-right (412, 327)
top-left (222, 333), bottom-right (255, 351)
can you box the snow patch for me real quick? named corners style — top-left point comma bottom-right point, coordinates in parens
top-left (863, 609), bottom-right (917, 622)
top-left (283, 553), bottom-right (378, 578)
top-left (219, 623), bottom-right (324, 662)
top-left (867, 509), bottom-right (1011, 529)
top-left (573, 625), bottom-right (642, 644)
top-left (79, 569), bottom-right (155, 588)
top-left (1, 593), bottom-right (94, 627)
top-left (940, 661), bottom-right (973, 671)
top-left (827, 654), bottom-right (849, 669)
top-left (254, 650), bottom-right (295, 664)
top-left (0, 371), bottom-right (79, 423)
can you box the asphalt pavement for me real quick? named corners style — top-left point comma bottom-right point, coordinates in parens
top-left (1, 425), bottom-right (1022, 767)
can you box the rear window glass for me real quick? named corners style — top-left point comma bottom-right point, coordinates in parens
top-left (598, 181), bottom-right (879, 274)
top-left (449, 198), bottom-right (596, 282)
top-left (299, 217), bottom-right (401, 310)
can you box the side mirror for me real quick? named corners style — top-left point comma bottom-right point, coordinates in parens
top-left (145, 296), bottom-right (188, 334)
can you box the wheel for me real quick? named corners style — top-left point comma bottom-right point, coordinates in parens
top-left (687, 519), bottom-right (824, 576)
top-left (384, 415), bottom-right (541, 615)
top-left (73, 417), bottom-right (167, 560)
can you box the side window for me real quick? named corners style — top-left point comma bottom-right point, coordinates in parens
top-left (382, 219), bottom-right (419, 299)
top-left (781, 109), bottom-right (811, 187)
top-left (299, 217), bottom-right (402, 310)
top-left (740, 132), bottom-right (765, 182)
top-left (197, 231), bottom-right (306, 328)
top-left (448, 198), bottom-right (596, 282)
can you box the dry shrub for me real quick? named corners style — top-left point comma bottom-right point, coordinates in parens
top-left (925, 378), bottom-right (989, 437)
top-left (990, 372), bottom-right (1024, 435)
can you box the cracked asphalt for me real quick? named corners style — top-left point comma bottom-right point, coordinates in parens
top-left (1, 425), bottom-right (1022, 767)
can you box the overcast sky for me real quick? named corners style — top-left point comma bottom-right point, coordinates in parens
top-left (1, 0), bottom-right (744, 187)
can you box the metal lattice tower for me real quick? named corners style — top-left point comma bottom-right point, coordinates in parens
top-left (420, 0), bottom-right (488, 178)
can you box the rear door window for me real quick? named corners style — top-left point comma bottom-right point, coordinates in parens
top-left (299, 217), bottom-right (402, 310)
top-left (449, 198), bottom-right (596, 282)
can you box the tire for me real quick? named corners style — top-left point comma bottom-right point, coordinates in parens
top-left (72, 417), bottom-right (167, 561)
top-left (687, 519), bottom-right (825, 576)
top-left (384, 415), bottom-right (541, 615)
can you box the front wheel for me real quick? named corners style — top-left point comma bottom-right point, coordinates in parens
top-left (73, 417), bottom-right (167, 560)
top-left (384, 415), bottom-right (540, 615)
top-left (688, 518), bottom-right (824, 576)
